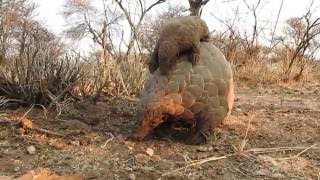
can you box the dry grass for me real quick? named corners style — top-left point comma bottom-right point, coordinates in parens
top-left (74, 56), bottom-right (147, 100)
top-left (229, 53), bottom-right (320, 86)
top-left (0, 47), bottom-right (147, 109)
top-left (1, 42), bottom-right (318, 110)
top-left (0, 50), bottom-right (85, 108)
top-left (103, 58), bottom-right (147, 97)
top-left (233, 61), bottom-right (282, 85)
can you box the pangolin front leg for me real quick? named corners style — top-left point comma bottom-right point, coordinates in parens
top-left (187, 107), bottom-right (212, 145)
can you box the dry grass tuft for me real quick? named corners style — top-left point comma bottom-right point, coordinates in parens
top-left (74, 56), bottom-right (147, 100)
top-left (0, 50), bottom-right (85, 108)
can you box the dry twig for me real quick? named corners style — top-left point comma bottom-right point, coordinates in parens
top-left (162, 154), bottom-right (234, 176)
top-left (247, 144), bottom-right (320, 155)
top-left (101, 134), bottom-right (115, 148)
top-left (162, 143), bottom-right (320, 177)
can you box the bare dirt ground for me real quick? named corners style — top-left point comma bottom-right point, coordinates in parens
top-left (0, 82), bottom-right (319, 180)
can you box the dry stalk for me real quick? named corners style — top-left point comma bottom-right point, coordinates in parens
top-left (118, 95), bottom-right (140, 102)
top-left (233, 111), bottom-right (255, 153)
top-left (278, 143), bottom-right (318, 160)
top-left (101, 133), bottom-right (115, 149)
top-left (161, 154), bottom-right (235, 176)
top-left (37, 104), bottom-right (48, 121)
top-left (32, 128), bottom-right (64, 137)
top-left (246, 144), bottom-right (320, 155)
top-left (162, 143), bottom-right (320, 177)
top-left (21, 104), bottom-right (35, 119)
top-left (118, 70), bottom-right (129, 96)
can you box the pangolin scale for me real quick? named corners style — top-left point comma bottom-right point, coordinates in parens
top-left (133, 42), bottom-right (234, 144)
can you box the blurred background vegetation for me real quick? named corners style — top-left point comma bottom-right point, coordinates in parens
top-left (0, 0), bottom-right (319, 109)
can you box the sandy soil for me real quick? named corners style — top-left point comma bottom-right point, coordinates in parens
top-left (0, 82), bottom-right (319, 180)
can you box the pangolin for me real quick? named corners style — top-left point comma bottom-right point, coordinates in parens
top-left (133, 42), bottom-right (234, 145)
top-left (148, 16), bottom-right (210, 75)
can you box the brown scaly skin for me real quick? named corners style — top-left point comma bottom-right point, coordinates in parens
top-left (132, 104), bottom-right (212, 145)
top-left (131, 108), bottom-right (165, 141)
top-left (133, 42), bottom-right (234, 145)
top-left (132, 97), bottom-right (186, 141)
top-left (149, 16), bottom-right (210, 75)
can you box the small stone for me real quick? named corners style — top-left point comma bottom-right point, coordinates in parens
top-left (145, 148), bottom-right (154, 156)
top-left (129, 173), bottom-right (136, 180)
top-left (255, 169), bottom-right (270, 176)
top-left (270, 141), bottom-right (276, 145)
top-left (70, 141), bottom-right (80, 146)
top-left (27, 145), bottom-right (36, 155)
top-left (125, 167), bottom-right (133, 171)
top-left (14, 166), bottom-right (20, 172)
top-left (234, 108), bottom-right (242, 112)
top-left (3, 149), bottom-right (10, 155)
top-left (197, 146), bottom-right (212, 152)
top-left (140, 167), bottom-right (155, 171)
top-left (131, 166), bottom-right (139, 171)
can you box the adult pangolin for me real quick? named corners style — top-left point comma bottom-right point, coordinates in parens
top-left (132, 42), bottom-right (234, 145)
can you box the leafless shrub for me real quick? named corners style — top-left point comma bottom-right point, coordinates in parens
top-left (0, 0), bottom-right (86, 108)
top-left (0, 49), bottom-right (85, 108)
top-left (61, 0), bottom-right (167, 100)
top-left (1, 0), bottom-right (320, 110)
top-left (209, 0), bottom-right (320, 85)
top-left (278, 7), bottom-right (320, 81)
